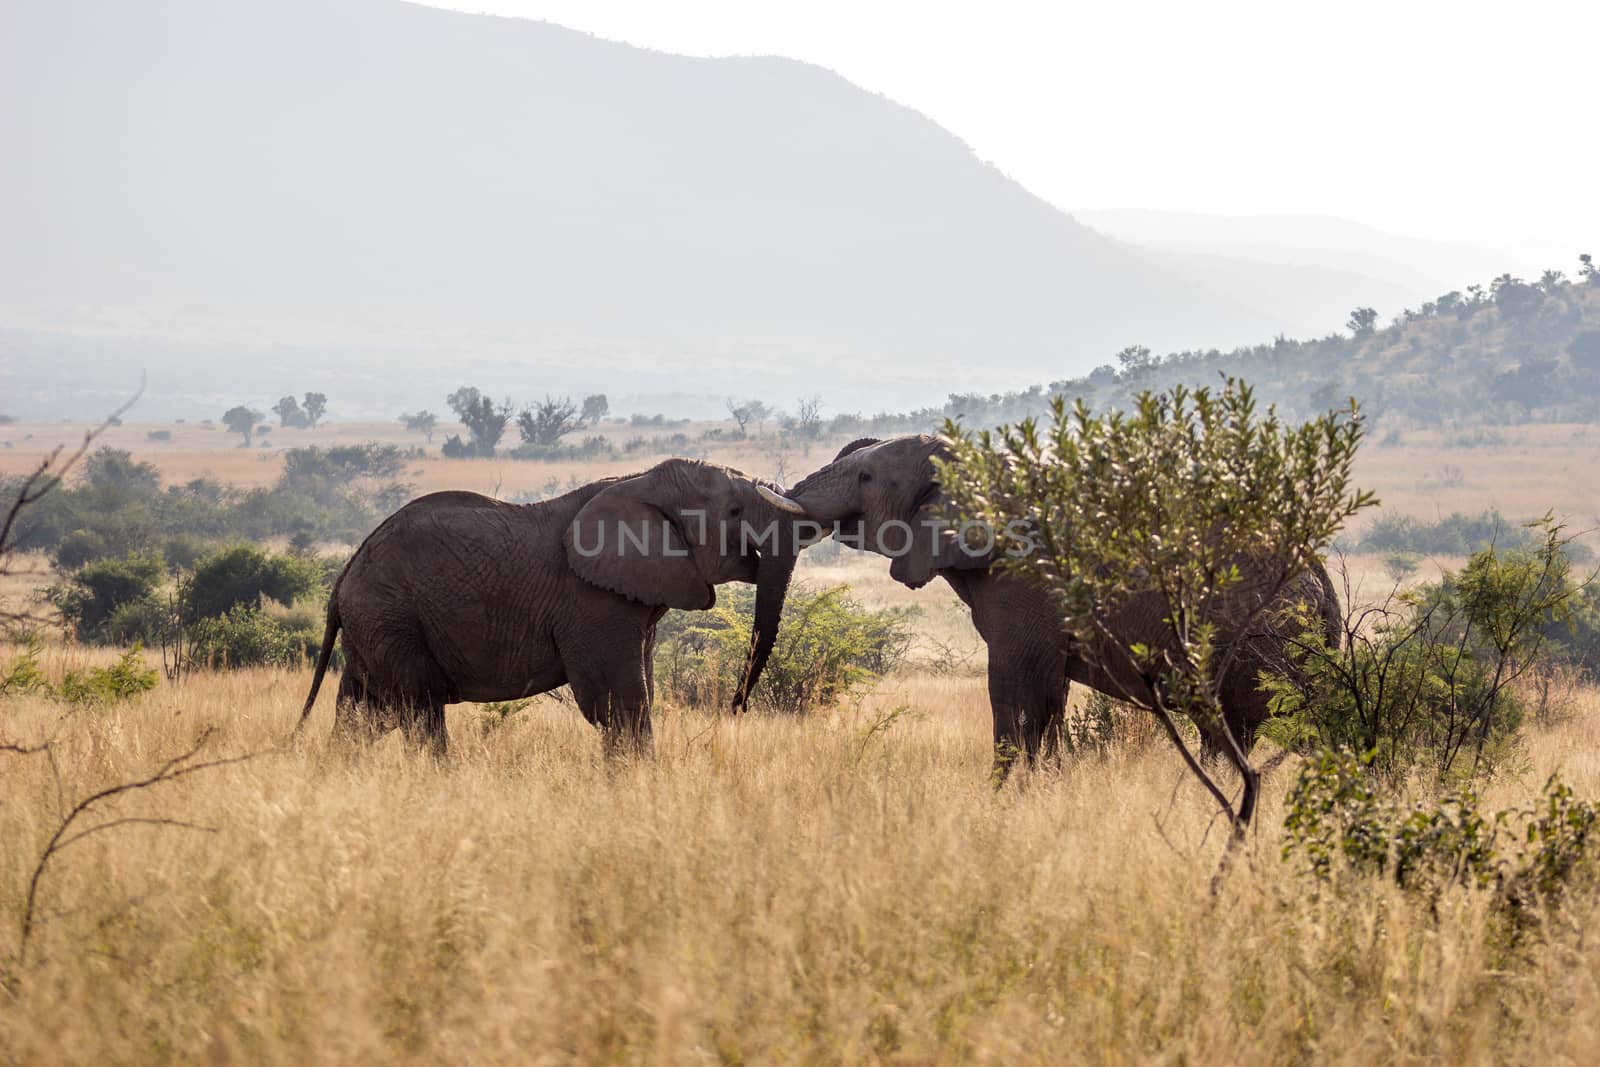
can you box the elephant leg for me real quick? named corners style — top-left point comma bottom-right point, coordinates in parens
top-left (987, 647), bottom-right (1068, 785)
top-left (568, 655), bottom-right (652, 758)
top-left (332, 671), bottom-right (381, 747)
top-left (643, 617), bottom-right (659, 709)
top-left (389, 657), bottom-right (452, 759)
top-left (338, 642), bottom-right (452, 757)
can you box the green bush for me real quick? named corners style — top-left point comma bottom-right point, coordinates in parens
top-left (1265, 519), bottom-right (1580, 784)
top-left (186, 544), bottom-right (323, 620)
top-left (161, 533), bottom-right (212, 572)
top-left (47, 554), bottom-right (165, 642)
top-left (54, 528), bottom-right (112, 568)
top-left (187, 604), bottom-right (321, 669)
top-left (102, 598), bottom-right (175, 647)
top-left (655, 583), bottom-right (914, 714)
top-left (0, 636), bottom-right (50, 696)
top-left (1282, 751), bottom-right (1600, 943)
top-left (56, 646), bottom-right (159, 706)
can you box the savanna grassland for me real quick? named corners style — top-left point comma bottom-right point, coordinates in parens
top-left (3, 417), bottom-right (1600, 1064)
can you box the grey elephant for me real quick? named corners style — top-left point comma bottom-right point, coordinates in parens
top-left (758, 435), bottom-right (1340, 777)
top-left (295, 458), bottom-right (808, 755)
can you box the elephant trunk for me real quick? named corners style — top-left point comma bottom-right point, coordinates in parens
top-left (732, 492), bottom-right (806, 711)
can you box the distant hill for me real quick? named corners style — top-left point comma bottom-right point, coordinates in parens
top-left (2, 0), bottom-right (1299, 418)
top-left (908, 267), bottom-right (1600, 431)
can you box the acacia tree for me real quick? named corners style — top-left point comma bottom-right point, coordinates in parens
top-left (517, 396), bottom-right (581, 447)
top-left (272, 396), bottom-right (306, 428)
top-left (301, 392), bottom-right (327, 428)
top-left (221, 406), bottom-right (262, 447)
top-left (579, 394), bottom-right (609, 426)
top-left (446, 386), bottom-right (511, 456)
top-left (726, 398), bottom-right (770, 435)
top-left (400, 410), bottom-right (437, 443)
top-left (1346, 307), bottom-right (1379, 338)
top-left (939, 378), bottom-right (1373, 837)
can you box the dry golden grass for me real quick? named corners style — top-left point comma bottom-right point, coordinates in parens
top-left (7, 419), bottom-right (1600, 1061)
top-left (4, 643), bottom-right (1600, 1064)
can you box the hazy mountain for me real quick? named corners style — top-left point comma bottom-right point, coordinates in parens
top-left (1, 0), bottom-right (1301, 418)
top-left (1075, 209), bottom-right (1523, 312)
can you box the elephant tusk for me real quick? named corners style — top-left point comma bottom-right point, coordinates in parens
top-left (756, 483), bottom-right (807, 515)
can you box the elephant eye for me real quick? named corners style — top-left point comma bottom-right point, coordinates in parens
top-left (858, 470), bottom-right (873, 484)
top-left (729, 505), bottom-right (742, 517)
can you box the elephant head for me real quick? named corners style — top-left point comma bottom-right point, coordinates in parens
top-left (782, 435), bottom-right (995, 590)
top-left (564, 458), bottom-right (813, 707)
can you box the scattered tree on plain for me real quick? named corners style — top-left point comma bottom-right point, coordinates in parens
top-left (221, 406), bottom-right (263, 447)
top-left (517, 396), bottom-right (581, 447)
top-left (726, 398), bottom-right (770, 435)
top-left (400, 410), bottom-right (438, 443)
top-left (272, 396), bottom-right (307, 428)
top-left (444, 387), bottom-right (511, 457)
top-left (579, 394), bottom-right (609, 426)
top-left (302, 392), bottom-right (327, 428)
top-left (793, 395), bottom-right (824, 439)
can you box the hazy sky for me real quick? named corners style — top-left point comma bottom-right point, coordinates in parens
top-left (428, 0), bottom-right (1596, 267)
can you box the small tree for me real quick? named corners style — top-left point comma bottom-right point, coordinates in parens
top-left (517, 396), bottom-right (581, 447)
top-left (1346, 307), bottom-right (1379, 338)
top-left (1115, 344), bottom-right (1157, 380)
top-left (579, 394), bottom-right (609, 426)
top-left (272, 396), bottom-right (307, 428)
top-left (940, 379), bottom-right (1373, 837)
top-left (794, 394), bottom-right (824, 439)
top-left (221, 406), bottom-right (262, 447)
top-left (726, 398), bottom-right (771, 435)
top-left (301, 392), bottom-right (327, 428)
top-left (446, 386), bottom-right (511, 457)
top-left (400, 410), bottom-right (437, 443)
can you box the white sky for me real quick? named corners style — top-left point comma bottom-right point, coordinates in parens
top-left (426, 0), bottom-right (1597, 267)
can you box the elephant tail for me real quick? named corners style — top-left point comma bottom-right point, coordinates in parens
top-left (294, 599), bottom-right (341, 735)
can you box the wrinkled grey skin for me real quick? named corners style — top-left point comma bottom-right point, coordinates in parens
top-left (787, 435), bottom-right (1341, 778)
top-left (295, 459), bottom-right (804, 756)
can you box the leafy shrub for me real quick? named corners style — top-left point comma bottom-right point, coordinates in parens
top-left (1, 637), bottom-right (50, 696)
top-left (160, 534), bottom-right (212, 572)
top-left (655, 583), bottom-right (914, 714)
top-left (1265, 520), bottom-right (1579, 783)
top-left (56, 646), bottom-right (159, 705)
top-left (1282, 750), bottom-right (1500, 890)
top-left (47, 554), bottom-right (165, 642)
top-left (54, 528), bottom-right (112, 568)
top-left (186, 544), bottom-right (323, 620)
top-left (102, 598), bottom-right (175, 647)
top-left (1282, 751), bottom-right (1600, 942)
top-left (187, 604), bottom-right (321, 669)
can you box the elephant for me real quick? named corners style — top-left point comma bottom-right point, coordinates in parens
top-left (295, 458), bottom-right (809, 755)
top-left (763, 435), bottom-right (1340, 781)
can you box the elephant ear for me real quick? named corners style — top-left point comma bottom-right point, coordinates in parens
top-left (565, 479), bottom-right (714, 610)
